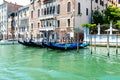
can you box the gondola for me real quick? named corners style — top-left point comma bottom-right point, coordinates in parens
top-left (42, 42), bottom-right (90, 50)
top-left (18, 40), bottom-right (43, 47)
top-left (18, 40), bottom-right (33, 46)
top-left (30, 41), bottom-right (43, 47)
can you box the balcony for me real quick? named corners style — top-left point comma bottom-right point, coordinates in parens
top-left (39, 14), bottom-right (55, 20)
top-left (39, 26), bottom-right (55, 31)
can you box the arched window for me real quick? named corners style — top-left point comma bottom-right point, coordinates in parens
top-left (38, 9), bottom-right (40, 17)
top-left (67, 2), bottom-right (71, 12)
top-left (78, 3), bottom-right (81, 14)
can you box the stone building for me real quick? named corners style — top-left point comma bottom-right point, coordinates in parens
top-left (92, 0), bottom-right (117, 13)
top-left (7, 12), bottom-right (18, 40)
top-left (29, 0), bottom-right (41, 40)
top-left (0, 0), bottom-right (22, 40)
top-left (117, 0), bottom-right (120, 7)
top-left (29, 0), bottom-right (118, 42)
top-left (18, 5), bottom-right (29, 39)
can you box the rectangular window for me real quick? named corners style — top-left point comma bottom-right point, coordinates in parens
top-left (86, 8), bottom-right (88, 16)
top-left (105, 4), bottom-right (108, 8)
top-left (31, 23), bottom-right (33, 31)
top-left (95, 0), bottom-right (98, 3)
top-left (50, 7), bottom-right (52, 14)
top-left (100, 0), bottom-right (102, 5)
top-left (31, 11), bottom-right (33, 18)
top-left (38, 9), bottom-right (40, 17)
top-left (41, 9), bottom-right (43, 15)
top-left (67, 2), bottom-right (71, 12)
top-left (53, 6), bottom-right (55, 14)
top-left (57, 20), bottom-right (60, 28)
top-left (102, 1), bottom-right (104, 6)
top-left (38, 23), bottom-right (40, 28)
top-left (41, 21), bottom-right (44, 27)
top-left (47, 7), bottom-right (49, 14)
top-left (57, 5), bottom-right (60, 14)
top-left (78, 3), bottom-right (81, 14)
top-left (119, 0), bottom-right (120, 4)
top-left (24, 11), bottom-right (26, 16)
top-left (67, 19), bottom-right (70, 27)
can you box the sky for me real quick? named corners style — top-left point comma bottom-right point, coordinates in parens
top-left (0, 0), bottom-right (30, 6)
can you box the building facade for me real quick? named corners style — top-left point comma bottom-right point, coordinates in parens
top-left (18, 5), bottom-right (29, 39)
top-left (29, 0), bottom-right (41, 41)
top-left (39, 0), bottom-right (58, 42)
top-left (117, 0), bottom-right (120, 7)
top-left (0, 0), bottom-right (22, 40)
top-left (29, 0), bottom-right (91, 42)
top-left (92, 0), bottom-right (117, 12)
top-left (7, 12), bottom-right (18, 40)
top-left (29, 0), bottom-right (118, 42)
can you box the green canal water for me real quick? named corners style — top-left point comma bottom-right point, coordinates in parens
top-left (0, 45), bottom-right (120, 80)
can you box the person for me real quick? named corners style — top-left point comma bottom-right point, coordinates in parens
top-left (29, 38), bottom-right (33, 42)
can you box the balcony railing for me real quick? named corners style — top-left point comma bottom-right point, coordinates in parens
top-left (39, 14), bottom-right (55, 20)
top-left (39, 26), bottom-right (55, 31)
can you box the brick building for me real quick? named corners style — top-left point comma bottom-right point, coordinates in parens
top-left (29, 0), bottom-right (41, 40)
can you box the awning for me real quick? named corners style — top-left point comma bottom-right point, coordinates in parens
top-left (105, 28), bottom-right (119, 32)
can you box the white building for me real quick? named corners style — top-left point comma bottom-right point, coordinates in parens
top-left (117, 0), bottom-right (120, 7)
top-left (0, 3), bottom-right (7, 40)
top-left (7, 12), bottom-right (18, 40)
top-left (0, 0), bottom-right (22, 40)
top-left (18, 5), bottom-right (29, 39)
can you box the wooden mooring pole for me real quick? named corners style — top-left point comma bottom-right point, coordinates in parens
top-left (77, 32), bottom-right (79, 52)
top-left (94, 34), bottom-right (96, 52)
top-left (90, 35), bottom-right (93, 55)
top-left (107, 33), bottom-right (110, 56)
top-left (116, 34), bottom-right (118, 55)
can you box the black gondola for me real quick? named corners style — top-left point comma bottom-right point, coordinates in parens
top-left (18, 40), bottom-right (43, 47)
top-left (30, 41), bottom-right (43, 47)
top-left (18, 40), bottom-right (33, 46)
top-left (42, 42), bottom-right (90, 50)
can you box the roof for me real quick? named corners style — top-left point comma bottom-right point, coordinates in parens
top-left (3, 0), bottom-right (23, 6)
top-left (3, 0), bottom-right (23, 13)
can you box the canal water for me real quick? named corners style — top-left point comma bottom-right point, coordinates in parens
top-left (0, 45), bottom-right (120, 80)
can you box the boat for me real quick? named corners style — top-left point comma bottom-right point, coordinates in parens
top-left (18, 40), bottom-right (31, 46)
top-left (30, 41), bottom-right (44, 47)
top-left (42, 42), bottom-right (90, 50)
top-left (0, 40), bottom-right (18, 45)
top-left (18, 40), bottom-right (43, 47)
